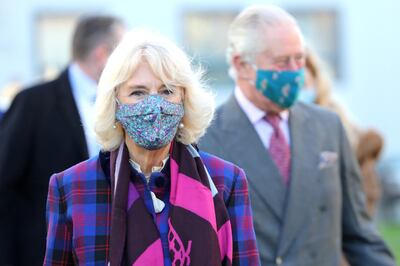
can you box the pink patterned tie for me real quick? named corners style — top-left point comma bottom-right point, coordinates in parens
top-left (265, 114), bottom-right (291, 185)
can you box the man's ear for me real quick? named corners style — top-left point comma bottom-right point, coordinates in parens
top-left (232, 54), bottom-right (252, 79)
top-left (93, 44), bottom-right (110, 65)
top-left (91, 44), bottom-right (111, 81)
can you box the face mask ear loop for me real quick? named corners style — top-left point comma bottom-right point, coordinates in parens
top-left (114, 98), bottom-right (121, 129)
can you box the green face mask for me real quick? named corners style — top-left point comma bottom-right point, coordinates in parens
top-left (255, 68), bottom-right (305, 109)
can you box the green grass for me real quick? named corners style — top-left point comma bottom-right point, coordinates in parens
top-left (379, 222), bottom-right (400, 264)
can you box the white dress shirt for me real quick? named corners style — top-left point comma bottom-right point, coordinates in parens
top-left (234, 86), bottom-right (291, 148)
top-left (68, 63), bottom-right (100, 157)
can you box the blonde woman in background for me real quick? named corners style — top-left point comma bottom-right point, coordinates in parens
top-left (299, 46), bottom-right (384, 217)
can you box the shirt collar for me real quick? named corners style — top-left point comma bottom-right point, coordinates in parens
top-left (234, 86), bottom-right (289, 124)
top-left (68, 63), bottom-right (98, 102)
top-left (129, 156), bottom-right (170, 181)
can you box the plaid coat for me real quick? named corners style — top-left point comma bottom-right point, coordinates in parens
top-left (44, 151), bottom-right (260, 265)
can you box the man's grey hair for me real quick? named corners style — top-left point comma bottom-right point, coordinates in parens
top-left (72, 15), bottom-right (124, 61)
top-left (227, 5), bottom-right (299, 79)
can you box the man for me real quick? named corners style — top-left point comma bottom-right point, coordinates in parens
top-left (199, 5), bottom-right (395, 266)
top-left (0, 15), bottom-right (125, 265)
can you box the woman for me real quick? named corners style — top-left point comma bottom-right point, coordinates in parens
top-left (298, 47), bottom-right (359, 147)
top-left (44, 29), bottom-right (260, 265)
top-left (299, 46), bottom-right (384, 217)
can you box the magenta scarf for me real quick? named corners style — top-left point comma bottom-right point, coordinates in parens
top-left (109, 141), bottom-right (233, 265)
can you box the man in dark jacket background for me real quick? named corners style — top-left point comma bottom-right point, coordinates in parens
top-left (0, 15), bottom-right (125, 266)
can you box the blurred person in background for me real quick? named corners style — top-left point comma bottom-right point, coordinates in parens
top-left (300, 46), bottom-right (384, 217)
top-left (0, 15), bottom-right (125, 266)
top-left (200, 4), bottom-right (395, 266)
top-left (43, 29), bottom-right (260, 265)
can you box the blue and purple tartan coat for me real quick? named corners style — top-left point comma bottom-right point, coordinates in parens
top-left (44, 151), bottom-right (260, 265)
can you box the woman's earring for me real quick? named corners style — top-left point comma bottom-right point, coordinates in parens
top-left (113, 123), bottom-right (117, 129)
top-left (178, 122), bottom-right (184, 129)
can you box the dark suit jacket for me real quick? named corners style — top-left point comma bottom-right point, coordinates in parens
top-left (0, 69), bottom-right (89, 266)
top-left (200, 95), bottom-right (395, 266)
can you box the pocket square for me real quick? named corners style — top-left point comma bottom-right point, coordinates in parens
top-left (318, 151), bottom-right (338, 169)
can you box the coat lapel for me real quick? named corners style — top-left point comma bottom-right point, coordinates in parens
top-left (54, 68), bottom-right (88, 159)
top-left (219, 96), bottom-right (287, 220)
top-left (278, 103), bottom-right (319, 253)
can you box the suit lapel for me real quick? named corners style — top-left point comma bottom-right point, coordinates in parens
top-left (219, 96), bottom-right (286, 220)
top-left (278, 103), bottom-right (319, 253)
top-left (54, 69), bottom-right (89, 159)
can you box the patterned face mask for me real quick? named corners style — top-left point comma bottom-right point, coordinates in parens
top-left (255, 68), bottom-right (305, 109)
top-left (115, 95), bottom-right (184, 150)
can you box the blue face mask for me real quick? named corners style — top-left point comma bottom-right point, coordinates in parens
top-left (255, 68), bottom-right (305, 109)
top-left (115, 95), bottom-right (184, 150)
top-left (298, 88), bottom-right (317, 104)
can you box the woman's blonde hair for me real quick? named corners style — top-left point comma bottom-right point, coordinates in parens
top-left (305, 46), bottom-right (360, 148)
top-left (94, 29), bottom-right (215, 151)
top-left (304, 47), bottom-right (333, 106)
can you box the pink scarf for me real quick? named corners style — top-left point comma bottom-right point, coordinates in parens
top-left (109, 141), bottom-right (233, 265)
